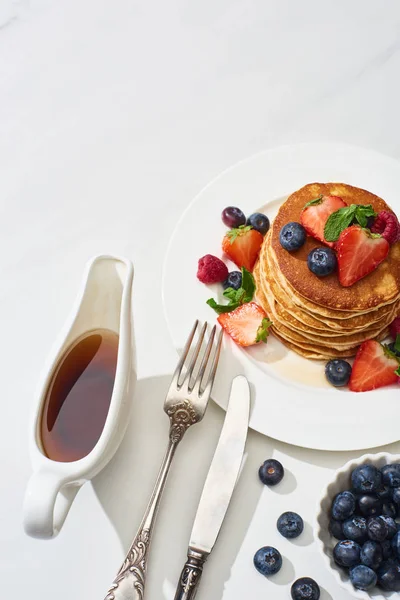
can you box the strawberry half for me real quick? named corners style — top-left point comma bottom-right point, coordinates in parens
top-left (336, 225), bottom-right (389, 287)
top-left (217, 302), bottom-right (272, 347)
top-left (222, 226), bottom-right (263, 272)
top-left (301, 195), bottom-right (347, 248)
top-left (349, 340), bottom-right (399, 392)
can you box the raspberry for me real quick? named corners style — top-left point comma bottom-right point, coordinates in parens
top-left (197, 254), bottom-right (228, 284)
top-left (389, 317), bottom-right (400, 340)
top-left (371, 211), bottom-right (400, 244)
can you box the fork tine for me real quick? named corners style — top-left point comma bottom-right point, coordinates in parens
top-left (201, 328), bottom-right (223, 397)
top-left (182, 321), bottom-right (208, 388)
top-left (191, 324), bottom-right (216, 393)
top-left (172, 320), bottom-right (199, 384)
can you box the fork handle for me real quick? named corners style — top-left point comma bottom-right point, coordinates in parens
top-left (174, 549), bottom-right (208, 600)
top-left (104, 440), bottom-right (178, 600)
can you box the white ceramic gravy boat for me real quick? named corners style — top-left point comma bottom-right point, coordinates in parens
top-left (23, 255), bottom-right (134, 539)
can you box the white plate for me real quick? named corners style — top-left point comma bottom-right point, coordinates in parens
top-left (162, 143), bottom-right (400, 451)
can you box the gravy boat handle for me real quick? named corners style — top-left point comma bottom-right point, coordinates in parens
top-left (23, 470), bottom-right (81, 539)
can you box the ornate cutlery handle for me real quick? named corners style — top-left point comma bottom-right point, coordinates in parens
top-left (174, 549), bottom-right (208, 600)
top-left (104, 440), bottom-right (178, 600)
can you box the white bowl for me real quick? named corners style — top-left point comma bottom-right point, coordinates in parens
top-left (316, 452), bottom-right (400, 599)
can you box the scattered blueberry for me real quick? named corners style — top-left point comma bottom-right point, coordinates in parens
top-left (360, 540), bottom-right (383, 570)
top-left (381, 539), bottom-right (393, 560)
top-left (258, 459), bottom-right (284, 486)
top-left (367, 516), bottom-right (388, 542)
top-left (277, 512), bottom-right (304, 539)
top-left (253, 546), bottom-right (282, 576)
top-left (279, 222), bottom-right (306, 252)
top-left (342, 516), bottom-right (368, 544)
top-left (349, 565), bottom-right (377, 591)
top-left (290, 577), bottom-right (320, 600)
top-left (325, 360), bottom-right (352, 387)
top-left (377, 559), bottom-right (400, 591)
top-left (382, 502), bottom-right (397, 518)
top-left (392, 487), bottom-right (400, 504)
top-left (333, 540), bottom-right (361, 567)
top-left (357, 494), bottom-right (382, 517)
top-left (351, 464), bottom-right (382, 494)
top-left (329, 519), bottom-right (345, 540)
top-left (246, 212), bottom-right (270, 236)
top-left (392, 531), bottom-right (400, 559)
top-left (307, 247), bottom-right (337, 277)
top-left (221, 206), bottom-right (246, 229)
top-left (381, 464), bottom-right (400, 488)
top-left (332, 491), bottom-right (356, 521)
top-left (222, 271), bottom-right (242, 291)
top-left (380, 516), bottom-right (397, 539)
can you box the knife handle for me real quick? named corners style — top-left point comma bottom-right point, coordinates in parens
top-left (174, 549), bottom-right (208, 600)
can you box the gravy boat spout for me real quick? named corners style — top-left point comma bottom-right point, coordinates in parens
top-left (23, 255), bottom-right (135, 539)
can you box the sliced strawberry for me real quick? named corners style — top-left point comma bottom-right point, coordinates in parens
top-left (217, 302), bottom-right (272, 347)
top-left (336, 225), bottom-right (389, 287)
top-left (222, 226), bottom-right (263, 272)
top-left (301, 195), bottom-right (347, 248)
top-left (349, 340), bottom-right (399, 392)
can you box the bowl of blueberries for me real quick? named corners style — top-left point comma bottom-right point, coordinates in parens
top-left (316, 453), bottom-right (400, 598)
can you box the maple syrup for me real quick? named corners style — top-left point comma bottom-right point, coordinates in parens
top-left (40, 329), bottom-right (119, 462)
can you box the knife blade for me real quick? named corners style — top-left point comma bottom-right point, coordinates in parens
top-left (174, 375), bottom-right (250, 600)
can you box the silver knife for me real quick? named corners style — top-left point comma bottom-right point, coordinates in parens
top-left (174, 375), bottom-right (250, 600)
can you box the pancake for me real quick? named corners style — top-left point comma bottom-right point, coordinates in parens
top-left (270, 183), bottom-right (400, 311)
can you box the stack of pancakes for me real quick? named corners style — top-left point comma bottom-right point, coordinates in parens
top-left (254, 183), bottom-right (400, 359)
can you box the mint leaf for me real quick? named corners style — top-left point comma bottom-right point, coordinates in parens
top-left (207, 267), bottom-right (256, 314)
top-left (324, 205), bottom-right (357, 241)
top-left (304, 195), bottom-right (323, 208)
top-left (255, 318), bottom-right (273, 343)
top-left (396, 365), bottom-right (400, 377)
top-left (206, 298), bottom-right (240, 314)
top-left (395, 334), bottom-right (400, 353)
top-left (355, 205), bottom-right (376, 228)
top-left (241, 267), bottom-right (256, 302)
top-left (226, 225), bottom-right (252, 244)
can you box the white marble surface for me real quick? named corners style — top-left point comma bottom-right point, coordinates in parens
top-left (2, 1), bottom-right (400, 598)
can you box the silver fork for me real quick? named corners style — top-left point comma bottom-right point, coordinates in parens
top-left (104, 321), bottom-right (223, 600)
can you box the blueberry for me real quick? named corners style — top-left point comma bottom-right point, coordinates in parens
top-left (382, 502), bottom-right (397, 518)
top-left (349, 564), bottom-right (377, 591)
top-left (357, 493), bottom-right (382, 517)
top-left (380, 516), bottom-right (397, 539)
top-left (381, 464), bottom-right (400, 488)
top-left (258, 459), bottom-right (284, 486)
top-left (377, 559), bottom-right (400, 591)
top-left (290, 577), bottom-right (320, 600)
top-left (367, 516), bottom-right (389, 542)
top-left (331, 491), bottom-right (356, 521)
top-left (342, 517), bottom-right (368, 544)
top-left (392, 487), bottom-right (400, 504)
top-left (392, 531), bottom-right (400, 559)
top-left (277, 512), bottom-right (304, 539)
top-left (247, 212), bottom-right (270, 236)
top-left (361, 540), bottom-right (383, 570)
top-left (253, 546), bottom-right (282, 576)
top-left (325, 360), bottom-right (352, 387)
top-left (329, 519), bottom-right (345, 540)
top-left (333, 540), bottom-right (361, 567)
top-left (221, 206), bottom-right (246, 229)
top-left (307, 247), bottom-right (337, 277)
top-left (381, 539), bottom-right (393, 560)
top-left (222, 271), bottom-right (242, 291)
top-left (377, 484), bottom-right (392, 502)
top-left (279, 222), bottom-right (306, 252)
top-left (351, 464), bottom-right (382, 494)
